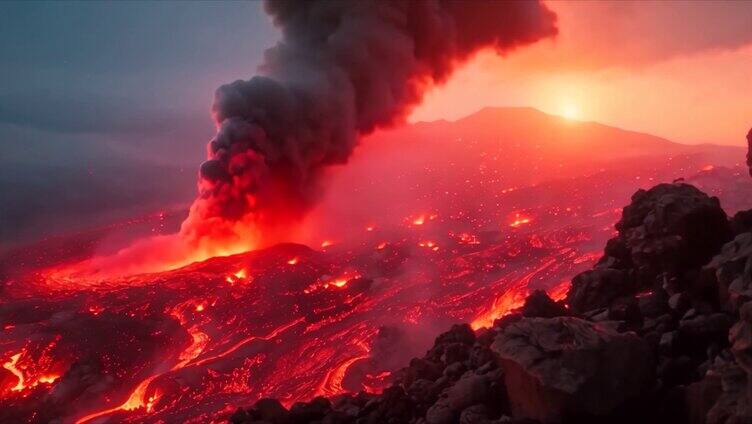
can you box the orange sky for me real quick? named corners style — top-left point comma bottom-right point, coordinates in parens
top-left (411, 1), bottom-right (752, 146)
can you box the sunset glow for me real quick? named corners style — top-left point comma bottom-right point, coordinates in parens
top-left (560, 103), bottom-right (581, 121)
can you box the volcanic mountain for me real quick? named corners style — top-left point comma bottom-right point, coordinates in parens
top-left (1, 108), bottom-right (750, 423)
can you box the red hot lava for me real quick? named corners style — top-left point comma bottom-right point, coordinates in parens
top-left (2, 145), bottom-right (750, 422)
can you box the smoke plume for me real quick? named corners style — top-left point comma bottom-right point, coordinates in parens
top-left (179, 0), bottom-right (558, 251)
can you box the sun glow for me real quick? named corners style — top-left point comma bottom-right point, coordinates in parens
top-left (560, 103), bottom-right (581, 120)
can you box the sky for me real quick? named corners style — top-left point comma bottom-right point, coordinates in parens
top-left (1, 0), bottom-right (751, 245)
top-left (411, 1), bottom-right (752, 146)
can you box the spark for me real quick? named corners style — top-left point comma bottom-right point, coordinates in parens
top-left (509, 213), bottom-right (532, 228)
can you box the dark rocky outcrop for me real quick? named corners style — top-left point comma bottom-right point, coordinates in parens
top-left (231, 182), bottom-right (752, 424)
top-left (491, 317), bottom-right (653, 422)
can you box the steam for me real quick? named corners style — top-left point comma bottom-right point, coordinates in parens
top-left (180, 0), bottom-right (558, 249)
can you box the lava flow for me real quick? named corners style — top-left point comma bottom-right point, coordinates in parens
top-left (3, 151), bottom-right (749, 423)
top-left (3, 103), bottom-right (751, 423)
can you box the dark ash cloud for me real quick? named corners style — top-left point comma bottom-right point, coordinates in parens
top-left (181, 0), bottom-right (558, 246)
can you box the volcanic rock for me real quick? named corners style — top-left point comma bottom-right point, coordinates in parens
top-left (230, 398), bottom-right (290, 424)
top-left (566, 268), bottom-right (632, 313)
top-left (706, 232), bottom-right (752, 312)
top-left (491, 317), bottom-right (654, 423)
top-left (521, 290), bottom-right (568, 318)
top-left (731, 210), bottom-right (752, 236)
top-left (615, 183), bottom-right (731, 281)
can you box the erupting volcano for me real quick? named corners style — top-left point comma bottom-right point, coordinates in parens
top-left (2, 1), bottom-right (752, 423)
top-left (55, 0), bottom-right (558, 280)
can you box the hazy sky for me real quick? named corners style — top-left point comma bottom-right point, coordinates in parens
top-left (413, 1), bottom-right (752, 146)
top-left (1, 0), bottom-right (751, 244)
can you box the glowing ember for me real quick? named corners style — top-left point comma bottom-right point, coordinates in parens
top-left (37, 374), bottom-right (60, 384)
top-left (411, 213), bottom-right (437, 226)
top-left (330, 278), bottom-right (350, 288)
top-left (509, 213), bottom-right (532, 228)
top-left (418, 241), bottom-right (440, 251)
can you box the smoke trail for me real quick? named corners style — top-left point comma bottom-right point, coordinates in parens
top-left (179, 0), bottom-right (558, 251)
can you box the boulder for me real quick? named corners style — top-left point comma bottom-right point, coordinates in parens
top-left (426, 373), bottom-right (494, 424)
top-left (521, 290), bottom-right (567, 318)
top-left (615, 183), bottom-right (731, 281)
top-left (491, 317), bottom-right (654, 423)
top-left (566, 268), bottom-right (632, 313)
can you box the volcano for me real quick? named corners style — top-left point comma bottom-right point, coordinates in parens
top-left (1, 108), bottom-right (751, 423)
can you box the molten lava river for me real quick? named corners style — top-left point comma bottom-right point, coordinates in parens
top-left (1, 159), bottom-right (749, 423)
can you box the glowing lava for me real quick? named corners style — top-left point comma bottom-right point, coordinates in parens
top-left (3, 353), bottom-right (25, 392)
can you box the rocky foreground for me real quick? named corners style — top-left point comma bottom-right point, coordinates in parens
top-left (230, 182), bottom-right (752, 424)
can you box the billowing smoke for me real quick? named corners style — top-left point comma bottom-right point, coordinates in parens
top-left (179, 0), bottom-right (558, 250)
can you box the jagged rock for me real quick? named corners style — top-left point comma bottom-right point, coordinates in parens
top-left (426, 373), bottom-right (495, 424)
top-left (359, 386), bottom-right (413, 423)
top-left (669, 292), bottom-right (691, 313)
top-left (491, 317), bottom-right (654, 423)
top-left (435, 324), bottom-right (476, 346)
top-left (444, 362), bottom-right (467, 379)
top-left (615, 183), bottom-right (731, 282)
top-left (459, 404), bottom-right (492, 424)
top-left (731, 210), bottom-right (752, 236)
top-left (230, 398), bottom-right (290, 424)
top-left (637, 290), bottom-right (669, 319)
top-left (399, 358), bottom-right (444, 387)
top-left (493, 313), bottom-right (523, 332)
top-left (442, 342), bottom-right (470, 365)
top-left (408, 378), bottom-right (437, 406)
top-left (659, 331), bottom-right (679, 355)
top-left (608, 296), bottom-right (642, 328)
top-left (521, 290), bottom-right (567, 318)
top-left (566, 268), bottom-right (632, 313)
top-left (705, 352), bottom-right (751, 424)
top-left (289, 397), bottom-right (332, 422)
top-left (686, 371), bottom-right (723, 424)
top-left (706, 232), bottom-right (752, 312)
top-left (468, 345), bottom-right (496, 370)
top-left (678, 313), bottom-right (733, 354)
top-left (731, 302), bottom-right (752, 374)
